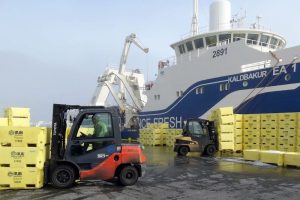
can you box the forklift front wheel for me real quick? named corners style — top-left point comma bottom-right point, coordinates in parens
top-left (119, 166), bottom-right (139, 186)
top-left (51, 165), bottom-right (76, 189)
top-left (205, 145), bottom-right (216, 156)
top-left (178, 146), bottom-right (189, 156)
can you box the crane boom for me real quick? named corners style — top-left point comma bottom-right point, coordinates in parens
top-left (91, 33), bottom-right (149, 128)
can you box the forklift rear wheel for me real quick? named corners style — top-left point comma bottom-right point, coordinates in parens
top-left (119, 166), bottom-right (139, 186)
top-left (178, 146), bottom-right (189, 156)
top-left (51, 165), bottom-right (75, 189)
top-left (205, 145), bottom-right (216, 156)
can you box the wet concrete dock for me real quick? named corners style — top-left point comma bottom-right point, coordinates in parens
top-left (1, 146), bottom-right (300, 200)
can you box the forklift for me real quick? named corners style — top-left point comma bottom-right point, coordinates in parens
top-left (46, 104), bottom-right (146, 188)
top-left (174, 118), bottom-right (218, 156)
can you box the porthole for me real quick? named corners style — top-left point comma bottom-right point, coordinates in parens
top-left (285, 74), bottom-right (291, 81)
top-left (243, 81), bottom-right (248, 87)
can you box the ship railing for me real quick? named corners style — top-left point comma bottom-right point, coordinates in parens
top-left (158, 56), bottom-right (177, 70)
top-left (181, 22), bottom-right (272, 39)
top-left (241, 60), bottom-right (272, 72)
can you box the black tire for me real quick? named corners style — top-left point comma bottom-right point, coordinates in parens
top-left (205, 145), bottom-right (216, 156)
top-left (178, 146), bottom-right (189, 156)
top-left (119, 166), bottom-right (139, 186)
top-left (51, 165), bottom-right (76, 189)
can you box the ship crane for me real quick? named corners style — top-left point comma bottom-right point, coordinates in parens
top-left (91, 33), bottom-right (149, 128)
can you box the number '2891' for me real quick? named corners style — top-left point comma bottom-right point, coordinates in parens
top-left (213, 48), bottom-right (228, 58)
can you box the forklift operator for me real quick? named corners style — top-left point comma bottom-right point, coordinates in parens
top-left (92, 115), bottom-right (108, 138)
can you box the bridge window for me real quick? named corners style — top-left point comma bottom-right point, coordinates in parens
top-left (206, 35), bottom-right (217, 47)
top-left (219, 34), bottom-right (231, 44)
top-left (270, 37), bottom-right (279, 49)
top-left (194, 38), bottom-right (204, 49)
top-left (154, 95), bottom-right (160, 100)
top-left (278, 40), bottom-right (283, 48)
top-left (247, 34), bottom-right (259, 45)
top-left (186, 41), bottom-right (194, 52)
top-left (260, 35), bottom-right (270, 47)
top-left (233, 33), bottom-right (246, 42)
top-left (178, 44), bottom-right (186, 54)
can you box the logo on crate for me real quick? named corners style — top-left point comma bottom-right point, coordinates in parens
top-left (8, 171), bottom-right (22, 177)
top-left (11, 151), bottom-right (25, 158)
top-left (8, 130), bottom-right (24, 136)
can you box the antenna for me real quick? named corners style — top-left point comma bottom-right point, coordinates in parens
top-left (191, 0), bottom-right (199, 36)
top-left (256, 15), bottom-right (262, 29)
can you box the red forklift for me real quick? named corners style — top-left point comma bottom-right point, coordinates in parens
top-left (46, 104), bottom-right (146, 188)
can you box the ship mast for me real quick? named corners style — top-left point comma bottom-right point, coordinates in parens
top-left (191, 0), bottom-right (199, 36)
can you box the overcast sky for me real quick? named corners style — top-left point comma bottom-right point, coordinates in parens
top-left (0, 0), bottom-right (299, 123)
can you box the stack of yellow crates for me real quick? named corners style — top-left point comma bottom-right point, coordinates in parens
top-left (210, 107), bottom-right (236, 151)
top-left (234, 114), bottom-right (243, 151)
top-left (278, 113), bottom-right (297, 152)
top-left (139, 123), bottom-right (182, 147)
top-left (139, 128), bottom-right (149, 146)
top-left (0, 107), bottom-right (50, 190)
top-left (260, 114), bottom-right (278, 151)
top-left (243, 114), bottom-right (261, 150)
top-left (165, 129), bottom-right (182, 147)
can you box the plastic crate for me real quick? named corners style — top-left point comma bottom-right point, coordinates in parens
top-left (5, 108), bottom-right (30, 119)
top-left (243, 129), bottom-right (260, 138)
top-left (234, 143), bottom-right (243, 151)
top-left (278, 128), bottom-right (296, 138)
top-left (234, 114), bottom-right (243, 122)
top-left (244, 122), bottom-right (260, 130)
top-left (219, 141), bottom-right (235, 150)
top-left (235, 136), bottom-right (243, 144)
top-left (283, 152), bottom-right (300, 167)
top-left (0, 127), bottom-right (50, 147)
top-left (8, 118), bottom-right (30, 127)
top-left (243, 149), bottom-right (260, 161)
top-left (244, 137), bottom-right (260, 144)
top-left (243, 114), bottom-right (260, 123)
top-left (261, 122), bottom-right (278, 129)
top-left (234, 122), bottom-right (243, 129)
top-left (261, 137), bottom-right (277, 144)
top-left (216, 107), bottom-right (234, 116)
top-left (0, 167), bottom-right (44, 190)
top-left (261, 129), bottom-right (277, 138)
top-left (278, 113), bottom-right (297, 121)
top-left (243, 143), bottom-right (260, 150)
top-left (219, 115), bottom-right (235, 125)
top-left (0, 146), bottom-right (49, 169)
top-left (260, 114), bottom-right (277, 122)
top-left (277, 145), bottom-right (296, 152)
top-left (260, 151), bottom-right (284, 166)
top-left (261, 145), bottom-right (277, 151)
top-left (218, 133), bottom-right (234, 142)
top-left (217, 125), bottom-right (234, 133)
top-left (234, 129), bottom-right (243, 137)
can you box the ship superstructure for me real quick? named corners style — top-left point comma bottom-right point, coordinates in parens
top-left (139, 0), bottom-right (300, 128)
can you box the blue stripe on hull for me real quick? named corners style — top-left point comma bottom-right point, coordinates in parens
top-left (235, 86), bottom-right (300, 114)
top-left (139, 63), bottom-right (300, 128)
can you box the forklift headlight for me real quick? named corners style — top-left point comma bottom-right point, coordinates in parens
top-left (116, 146), bottom-right (122, 152)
